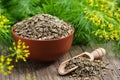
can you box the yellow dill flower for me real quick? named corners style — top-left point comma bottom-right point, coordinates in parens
top-left (0, 15), bottom-right (11, 46)
top-left (110, 35), bottom-right (114, 40)
top-left (104, 35), bottom-right (109, 40)
top-left (24, 53), bottom-right (29, 58)
top-left (3, 18), bottom-right (9, 23)
top-left (0, 15), bottom-right (9, 25)
top-left (0, 15), bottom-right (5, 18)
top-left (0, 22), bottom-right (4, 25)
top-left (95, 20), bottom-right (101, 26)
top-left (32, 75), bottom-right (37, 80)
top-left (115, 34), bottom-right (119, 41)
top-left (109, 30), bottom-right (120, 41)
top-left (86, 0), bottom-right (93, 3)
top-left (101, 0), bottom-right (105, 3)
top-left (26, 73), bottom-right (37, 80)
top-left (100, 24), bottom-right (106, 29)
top-left (108, 10), bottom-right (113, 17)
top-left (84, 0), bottom-right (120, 42)
top-left (117, 19), bottom-right (120, 23)
top-left (8, 65), bottom-right (14, 71)
top-left (88, 0), bottom-right (93, 3)
top-left (108, 24), bottom-right (113, 30)
top-left (114, 12), bottom-right (119, 17)
top-left (9, 40), bottom-right (30, 62)
top-left (1, 55), bottom-right (5, 62)
top-left (89, 3), bottom-right (94, 7)
top-left (6, 58), bottom-right (12, 64)
top-left (95, 4), bottom-right (98, 7)
top-left (90, 17), bottom-right (95, 22)
top-left (0, 56), bottom-right (14, 75)
top-left (99, 35), bottom-right (103, 38)
top-left (0, 63), bottom-right (2, 66)
top-left (94, 30), bottom-right (99, 36)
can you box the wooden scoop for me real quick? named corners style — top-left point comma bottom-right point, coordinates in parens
top-left (58, 48), bottom-right (106, 75)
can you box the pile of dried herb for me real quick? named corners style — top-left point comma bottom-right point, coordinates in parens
top-left (65, 57), bottom-right (109, 77)
top-left (13, 14), bottom-right (73, 40)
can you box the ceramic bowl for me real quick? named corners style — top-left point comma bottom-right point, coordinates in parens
top-left (12, 25), bottom-right (74, 62)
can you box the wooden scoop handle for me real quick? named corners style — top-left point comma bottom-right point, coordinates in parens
top-left (79, 48), bottom-right (106, 61)
top-left (91, 48), bottom-right (106, 59)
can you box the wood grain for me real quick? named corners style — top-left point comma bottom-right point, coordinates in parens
top-left (0, 45), bottom-right (120, 80)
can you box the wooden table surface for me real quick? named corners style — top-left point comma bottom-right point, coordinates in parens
top-left (0, 45), bottom-right (120, 80)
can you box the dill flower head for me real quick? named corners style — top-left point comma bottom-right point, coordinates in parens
top-left (0, 15), bottom-right (11, 33)
top-left (0, 15), bottom-right (9, 25)
top-left (0, 55), bottom-right (14, 75)
top-left (0, 40), bottom-right (30, 75)
top-left (0, 15), bottom-right (12, 46)
top-left (9, 40), bottom-right (30, 62)
top-left (83, 0), bottom-right (120, 41)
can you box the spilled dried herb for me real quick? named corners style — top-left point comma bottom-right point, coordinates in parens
top-left (65, 57), bottom-right (109, 77)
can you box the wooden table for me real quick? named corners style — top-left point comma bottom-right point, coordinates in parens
top-left (0, 45), bottom-right (120, 80)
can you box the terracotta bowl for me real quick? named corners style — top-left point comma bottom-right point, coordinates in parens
top-left (11, 26), bottom-right (74, 62)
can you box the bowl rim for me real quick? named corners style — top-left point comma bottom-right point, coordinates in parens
top-left (12, 25), bottom-right (74, 42)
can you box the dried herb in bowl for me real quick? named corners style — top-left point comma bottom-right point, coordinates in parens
top-left (13, 14), bottom-right (73, 40)
top-left (65, 57), bottom-right (109, 77)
